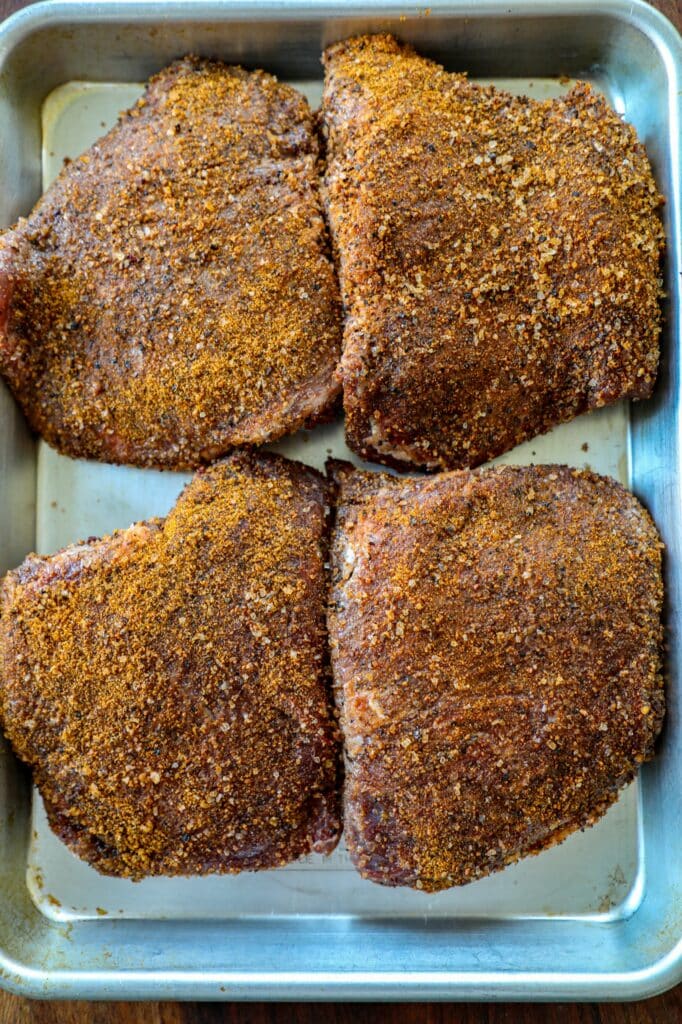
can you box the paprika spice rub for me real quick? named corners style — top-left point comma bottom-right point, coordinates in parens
top-left (0, 57), bottom-right (342, 468)
top-left (322, 34), bottom-right (664, 471)
top-left (329, 463), bottom-right (664, 891)
top-left (0, 452), bottom-right (340, 878)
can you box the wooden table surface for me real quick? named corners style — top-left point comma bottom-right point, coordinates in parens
top-left (0, 0), bottom-right (680, 1020)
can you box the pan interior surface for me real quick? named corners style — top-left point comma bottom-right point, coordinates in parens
top-left (28, 74), bottom-right (638, 925)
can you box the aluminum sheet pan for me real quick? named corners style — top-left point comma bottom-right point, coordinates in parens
top-left (0, 0), bottom-right (680, 1002)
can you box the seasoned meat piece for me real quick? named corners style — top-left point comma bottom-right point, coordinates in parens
top-left (0, 453), bottom-right (340, 878)
top-left (329, 462), bottom-right (664, 891)
top-left (322, 35), bottom-right (664, 471)
top-left (0, 58), bottom-right (342, 469)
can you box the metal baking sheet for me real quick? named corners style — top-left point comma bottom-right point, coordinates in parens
top-left (0, 0), bottom-right (680, 1001)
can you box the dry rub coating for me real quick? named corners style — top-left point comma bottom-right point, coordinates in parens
top-left (0, 57), bottom-right (342, 468)
top-left (329, 463), bottom-right (664, 891)
top-left (322, 35), bottom-right (664, 471)
top-left (0, 453), bottom-right (340, 878)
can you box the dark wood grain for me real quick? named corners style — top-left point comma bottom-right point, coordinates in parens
top-left (0, 0), bottom-right (680, 1020)
top-left (1, 995), bottom-right (682, 1024)
top-left (0, 0), bottom-right (27, 17)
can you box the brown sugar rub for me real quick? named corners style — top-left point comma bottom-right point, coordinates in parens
top-left (321, 34), bottom-right (664, 471)
top-left (0, 453), bottom-right (340, 878)
top-left (329, 463), bottom-right (664, 891)
top-left (0, 58), bottom-right (342, 469)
